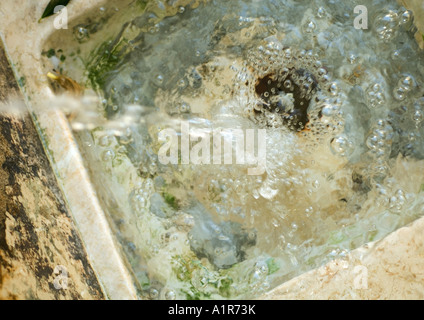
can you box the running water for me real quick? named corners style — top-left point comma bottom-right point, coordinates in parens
top-left (43, 0), bottom-right (424, 299)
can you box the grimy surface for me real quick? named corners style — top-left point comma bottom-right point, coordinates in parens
top-left (0, 41), bottom-right (104, 299)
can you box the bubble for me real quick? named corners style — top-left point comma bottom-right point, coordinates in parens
top-left (411, 99), bottom-right (424, 123)
top-left (259, 182), bottom-right (278, 200)
top-left (149, 24), bottom-right (160, 33)
top-left (316, 7), bottom-right (326, 19)
top-left (178, 79), bottom-right (186, 88)
top-left (317, 68), bottom-right (327, 77)
top-left (253, 261), bottom-right (268, 278)
top-left (365, 120), bottom-right (394, 157)
top-left (373, 162), bottom-right (389, 179)
top-left (365, 132), bottom-right (380, 149)
top-left (389, 189), bottom-right (406, 213)
top-left (391, 50), bottom-right (400, 60)
top-left (101, 149), bottom-right (115, 161)
top-left (305, 206), bottom-right (314, 217)
top-left (393, 86), bottom-right (407, 101)
top-left (284, 80), bottom-right (292, 89)
top-left (165, 289), bottom-right (176, 300)
top-left (329, 82), bottom-right (339, 96)
top-left (400, 75), bottom-right (414, 89)
top-left (347, 53), bottom-right (357, 64)
top-left (179, 102), bottom-right (191, 113)
top-left (98, 134), bottom-right (112, 147)
top-left (366, 83), bottom-right (385, 108)
top-left (178, 6), bottom-right (185, 14)
top-left (321, 104), bottom-right (335, 117)
top-left (408, 132), bottom-right (417, 142)
top-left (155, 74), bottom-right (164, 85)
top-left (399, 10), bottom-right (412, 25)
top-left (73, 25), bottom-right (89, 42)
top-left (321, 74), bottom-right (331, 83)
top-left (131, 193), bottom-right (147, 211)
top-left (286, 242), bottom-right (298, 252)
top-left (374, 11), bottom-right (399, 41)
top-left (303, 20), bottom-right (317, 34)
top-left (371, 84), bottom-right (380, 92)
top-left (330, 135), bottom-right (354, 157)
top-left (413, 109), bottom-right (423, 123)
top-left (376, 120), bottom-right (394, 137)
top-left (149, 288), bottom-right (159, 299)
top-left (265, 216), bottom-right (279, 228)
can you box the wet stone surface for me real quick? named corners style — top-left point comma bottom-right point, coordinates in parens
top-left (0, 42), bottom-right (104, 300)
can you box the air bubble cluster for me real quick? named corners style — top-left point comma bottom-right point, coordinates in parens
top-left (366, 119), bottom-right (394, 159)
top-left (366, 83), bottom-right (386, 108)
top-left (393, 75), bottom-right (415, 101)
top-left (235, 42), bottom-right (344, 137)
top-left (374, 10), bottom-right (399, 41)
top-left (373, 8), bottom-right (415, 42)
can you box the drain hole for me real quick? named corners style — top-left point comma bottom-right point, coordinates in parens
top-left (254, 68), bottom-right (319, 131)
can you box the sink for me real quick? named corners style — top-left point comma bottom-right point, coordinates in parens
top-left (1, 0), bottom-right (424, 299)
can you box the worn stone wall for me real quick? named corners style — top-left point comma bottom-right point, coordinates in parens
top-left (398, 0), bottom-right (424, 48)
top-left (0, 41), bottom-right (104, 300)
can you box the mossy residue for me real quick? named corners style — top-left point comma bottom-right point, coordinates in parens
top-left (83, 38), bottom-right (129, 91)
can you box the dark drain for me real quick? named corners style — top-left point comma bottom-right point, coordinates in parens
top-left (254, 68), bottom-right (319, 131)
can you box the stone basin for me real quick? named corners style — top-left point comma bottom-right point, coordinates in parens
top-left (1, 0), bottom-right (424, 299)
